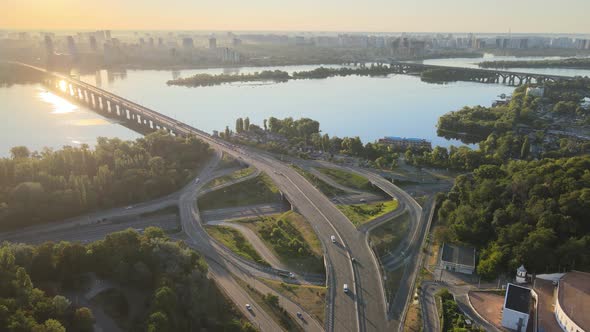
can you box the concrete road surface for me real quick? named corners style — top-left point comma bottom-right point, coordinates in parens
top-left (0, 214), bottom-right (179, 244)
top-left (201, 203), bottom-right (287, 223)
top-left (421, 282), bottom-right (441, 332)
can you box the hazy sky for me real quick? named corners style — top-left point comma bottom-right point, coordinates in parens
top-left (3, 0), bottom-right (589, 33)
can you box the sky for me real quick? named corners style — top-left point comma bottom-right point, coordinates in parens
top-left (2, 0), bottom-right (590, 34)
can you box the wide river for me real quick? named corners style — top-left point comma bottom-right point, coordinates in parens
top-left (1, 55), bottom-right (589, 156)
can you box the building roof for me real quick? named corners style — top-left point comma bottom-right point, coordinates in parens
top-left (383, 136), bottom-right (429, 143)
top-left (440, 243), bottom-right (476, 267)
top-left (504, 283), bottom-right (532, 314)
top-left (558, 271), bottom-right (590, 330)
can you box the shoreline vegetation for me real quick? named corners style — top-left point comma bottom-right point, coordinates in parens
top-left (167, 64), bottom-right (499, 87)
top-left (167, 65), bottom-right (404, 87)
top-left (0, 131), bottom-right (212, 231)
top-left (479, 57), bottom-right (590, 69)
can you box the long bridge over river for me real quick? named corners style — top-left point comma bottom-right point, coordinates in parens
top-left (14, 62), bottom-right (209, 138)
top-left (365, 60), bottom-right (575, 86)
top-left (4, 60), bottom-right (576, 332)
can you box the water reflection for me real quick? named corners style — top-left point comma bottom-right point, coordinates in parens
top-left (0, 83), bottom-right (140, 157)
top-left (70, 118), bottom-right (110, 126)
top-left (38, 88), bottom-right (77, 114)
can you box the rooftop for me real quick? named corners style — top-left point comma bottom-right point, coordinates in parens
top-left (504, 283), bottom-right (532, 314)
top-left (440, 243), bottom-right (476, 267)
top-left (383, 136), bottom-right (430, 143)
top-left (558, 271), bottom-right (590, 330)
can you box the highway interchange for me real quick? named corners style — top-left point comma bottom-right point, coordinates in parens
top-left (1, 62), bottom-right (434, 332)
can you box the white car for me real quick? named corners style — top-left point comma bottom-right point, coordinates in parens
top-left (331, 235), bottom-right (336, 243)
top-left (195, 178), bottom-right (200, 183)
top-left (245, 304), bottom-right (252, 311)
top-left (343, 284), bottom-right (349, 293)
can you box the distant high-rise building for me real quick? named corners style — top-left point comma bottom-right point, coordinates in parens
top-left (220, 48), bottom-right (241, 63)
top-left (67, 36), bottom-right (78, 57)
top-left (89, 36), bottom-right (98, 52)
top-left (182, 37), bottom-right (194, 49)
top-left (105, 30), bottom-right (112, 40)
top-left (232, 37), bottom-right (242, 47)
top-left (44, 35), bottom-right (54, 56)
top-left (209, 37), bottom-right (217, 49)
top-left (295, 36), bottom-right (305, 46)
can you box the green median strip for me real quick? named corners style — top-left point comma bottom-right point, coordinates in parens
top-left (198, 173), bottom-right (280, 210)
top-left (337, 199), bottom-right (399, 226)
top-left (232, 211), bottom-right (325, 274)
top-left (204, 225), bottom-right (270, 267)
top-left (204, 166), bottom-right (256, 190)
top-left (260, 278), bottom-right (327, 326)
top-left (291, 165), bottom-right (347, 197)
top-left (369, 211), bottom-right (410, 257)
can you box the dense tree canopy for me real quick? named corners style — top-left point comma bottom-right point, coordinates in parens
top-left (0, 228), bottom-right (252, 331)
top-left (437, 156), bottom-right (590, 279)
top-left (0, 131), bottom-right (211, 231)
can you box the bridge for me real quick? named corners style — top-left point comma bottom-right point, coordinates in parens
top-left (9, 61), bottom-right (396, 332)
top-left (35, 67), bottom-right (196, 138)
top-left (348, 60), bottom-right (574, 86)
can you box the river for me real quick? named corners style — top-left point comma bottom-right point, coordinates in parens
top-left (1, 55), bottom-right (588, 156)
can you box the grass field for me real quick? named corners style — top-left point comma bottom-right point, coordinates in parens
top-left (236, 279), bottom-right (303, 332)
top-left (260, 278), bottom-right (327, 325)
top-left (235, 211), bottom-right (324, 274)
top-left (198, 173), bottom-right (280, 210)
top-left (369, 211), bottom-right (410, 257)
top-left (205, 225), bottom-right (270, 266)
top-left (217, 152), bottom-right (243, 170)
top-left (317, 167), bottom-right (380, 193)
top-left (204, 166), bottom-right (256, 190)
top-left (337, 199), bottom-right (399, 226)
top-left (291, 165), bottom-right (347, 197)
top-left (385, 266), bottom-right (405, 309)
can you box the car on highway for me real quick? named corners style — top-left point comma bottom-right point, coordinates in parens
top-left (195, 177), bottom-right (200, 183)
top-left (359, 198), bottom-right (366, 203)
top-left (245, 304), bottom-right (252, 311)
top-left (125, 205), bottom-right (133, 209)
top-left (343, 284), bottom-right (349, 293)
top-left (331, 235), bottom-right (336, 243)
top-left (351, 257), bottom-right (357, 263)
top-left (296, 312), bottom-right (303, 319)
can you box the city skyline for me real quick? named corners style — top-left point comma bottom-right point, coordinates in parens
top-left (3, 0), bottom-right (590, 34)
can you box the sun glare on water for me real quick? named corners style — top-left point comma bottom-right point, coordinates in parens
top-left (58, 80), bottom-right (68, 92)
top-left (38, 89), bottom-right (77, 114)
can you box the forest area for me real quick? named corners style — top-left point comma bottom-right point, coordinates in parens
top-left (0, 131), bottom-right (211, 231)
top-left (0, 227), bottom-right (254, 331)
top-left (436, 156), bottom-right (590, 279)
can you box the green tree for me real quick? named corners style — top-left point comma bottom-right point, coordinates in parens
top-left (72, 307), bottom-right (95, 332)
top-left (520, 136), bottom-right (530, 159)
top-left (10, 146), bottom-right (30, 159)
top-left (147, 311), bottom-right (171, 332)
top-left (244, 117), bottom-right (250, 132)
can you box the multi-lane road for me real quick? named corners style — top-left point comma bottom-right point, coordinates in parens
top-left (1, 61), bottom-right (436, 332)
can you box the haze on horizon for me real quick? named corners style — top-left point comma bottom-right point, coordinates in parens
top-left (3, 0), bottom-right (590, 34)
